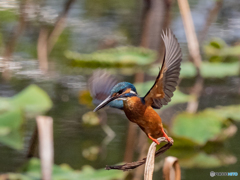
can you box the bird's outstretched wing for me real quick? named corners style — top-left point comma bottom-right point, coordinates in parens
top-left (144, 30), bottom-right (182, 109)
top-left (88, 70), bottom-right (118, 105)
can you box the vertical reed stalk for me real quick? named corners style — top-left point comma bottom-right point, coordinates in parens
top-left (36, 116), bottom-right (54, 180)
top-left (144, 137), bottom-right (173, 180)
top-left (177, 0), bottom-right (204, 113)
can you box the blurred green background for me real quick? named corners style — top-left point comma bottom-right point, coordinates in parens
top-left (0, 0), bottom-right (240, 179)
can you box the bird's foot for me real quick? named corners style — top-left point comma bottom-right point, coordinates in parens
top-left (162, 130), bottom-right (173, 144)
top-left (148, 134), bottom-right (160, 145)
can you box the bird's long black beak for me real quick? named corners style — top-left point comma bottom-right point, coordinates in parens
top-left (93, 95), bottom-right (118, 112)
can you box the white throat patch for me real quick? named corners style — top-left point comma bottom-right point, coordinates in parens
top-left (130, 90), bottom-right (136, 94)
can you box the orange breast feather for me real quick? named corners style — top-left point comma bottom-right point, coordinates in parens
top-left (123, 96), bottom-right (164, 139)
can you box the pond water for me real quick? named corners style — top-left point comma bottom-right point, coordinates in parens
top-left (0, 0), bottom-right (240, 179)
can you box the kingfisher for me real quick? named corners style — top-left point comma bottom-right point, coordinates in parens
top-left (92, 30), bottom-right (182, 145)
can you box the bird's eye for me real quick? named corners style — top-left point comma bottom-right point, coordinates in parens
top-left (118, 90), bottom-right (124, 94)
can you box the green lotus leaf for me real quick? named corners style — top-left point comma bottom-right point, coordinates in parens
top-left (10, 84), bottom-right (52, 117)
top-left (171, 104), bottom-right (240, 146)
top-left (0, 109), bottom-right (23, 149)
top-left (4, 158), bottom-right (127, 180)
top-left (179, 152), bottom-right (236, 168)
top-left (204, 105), bottom-right (240, 121)
top-left (149, 62), bottom-right (240, 78)
top-left (204, 38), bottom-right (240, 62)
top-left (65, 46), bottom-right (156, 68)
top-left (171, 111), bottom-right (224, 146)
top-left (0, 85), bottom-right (52, 149)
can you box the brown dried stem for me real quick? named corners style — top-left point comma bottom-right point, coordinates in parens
top-left (47, 0), bottom-right (75, 53)
top-left (26, 126), bottom-right (38, 158)
top-left (2, 0), bottom-right (28, 80)
top-left (36, 116), bottom-right (54, 180)
top-left (106, 137), bottom-right (173, 171)
top-left (186, 75), bottom-right (204, 113)
top-left (37, 0), bottom-right (75, 72)
top-left (141, 0), bottom-right (172, 62)
top-left (163, 156), bottom-right (181, 180)
top-left (37, 28), bottom-right (49, 72)
top-left (177, 0), bottom-right (203, 113)
top-left (177, 0), bottom-right (202, 70)
top-left (199, 0), bottom-right (223, 44)
top-left (3, 0), bottom-right (27, 60)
